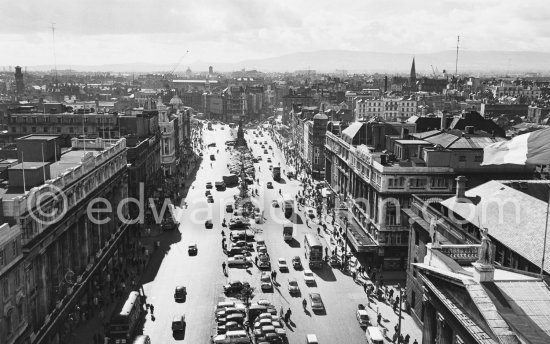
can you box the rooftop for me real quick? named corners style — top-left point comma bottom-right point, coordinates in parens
top-left (441, 180), bottom-right (550, 274)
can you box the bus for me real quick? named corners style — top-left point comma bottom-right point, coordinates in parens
top-left (283, 195), bottom-right (294, 218)
top-left (108, 291), bottom-right (144, 343)
top-left (272, 166), bottom-right (281, 181)
top-left (304, 233), bottom-right (323, 269)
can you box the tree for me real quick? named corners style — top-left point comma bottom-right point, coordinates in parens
top-left (239, 284), bottom-right (255, 306)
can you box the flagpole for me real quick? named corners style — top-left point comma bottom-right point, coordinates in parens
top-left (21, 151), bottom-right (26, 193)
top-left (541, 184), bottom-right (550, 277)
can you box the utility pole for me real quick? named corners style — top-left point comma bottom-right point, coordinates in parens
top-left (455, 35), bottom-right (460, 76)
top-left (50, 22), bottom-right (59, 99)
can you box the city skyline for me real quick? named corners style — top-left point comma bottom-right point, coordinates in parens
top-left (1, 0), bottom-right (549, 69)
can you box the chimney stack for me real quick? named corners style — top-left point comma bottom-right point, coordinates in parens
top-left (401, 127), bottom-right (409, 139)
top-left (441, 111), bottom-right (447, 130)
top-left (384, 76), bottom-right (388, 93)
top-left (456, 176), bottom-right (468, 200)
top-left (465, 126), bottom-right (475, 135)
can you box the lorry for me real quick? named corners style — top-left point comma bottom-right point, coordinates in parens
top-left (283, 222), bottom-right (293, 241)
top-left (272, 166), bottom-right (281, 181)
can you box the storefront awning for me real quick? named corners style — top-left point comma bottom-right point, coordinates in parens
top-left (336, 209), bottom-right (378, 253)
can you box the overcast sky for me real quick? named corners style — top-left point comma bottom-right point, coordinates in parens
top-left (1, 0), bottom-right (549, 68)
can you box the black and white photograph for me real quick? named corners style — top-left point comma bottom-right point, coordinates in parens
top-left (1, 1), bottom-right (550, 344)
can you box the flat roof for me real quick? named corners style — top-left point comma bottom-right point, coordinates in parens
top-left (9, 162), bottom-right (49, 170)
top-left (395, 139), bottom-right (431, 145)
top-left (17, 135), bottom-right (58, 141)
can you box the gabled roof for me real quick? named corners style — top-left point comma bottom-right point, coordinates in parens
top-left (341, 122), bottom-right (363, 143)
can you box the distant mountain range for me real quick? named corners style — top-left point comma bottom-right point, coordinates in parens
top-left (21, 50), bottom-right (550, 74)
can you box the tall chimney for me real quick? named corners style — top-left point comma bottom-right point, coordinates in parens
top-left (384, 76), bottom-right (388, 93)
top-left (456, 176), bottom-right (468, 200)
top-left (441, 111), bottom-right (447, 130)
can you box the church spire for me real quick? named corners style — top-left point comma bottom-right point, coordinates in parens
top-left (410, 57), bottom-right (416, 84)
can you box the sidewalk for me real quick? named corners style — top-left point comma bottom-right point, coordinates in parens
top-left (68, 154), bottom-right (202, 344)
top-left (314, 214), bottom-right (420, 343)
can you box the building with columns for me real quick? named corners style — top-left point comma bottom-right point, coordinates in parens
top-left (0, 135), bottom-right (130, 344)
top-left (404, 178), bottom-right (550, 332)
top-left (415, 242), bottom-right (550, 344)
top-left (324, 120), bottom-right (533, 271)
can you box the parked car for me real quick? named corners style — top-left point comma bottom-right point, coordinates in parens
top-left (223, 280), bottom-right (250, 294)
top-left (174, 286), bottom-right (187, 301)
top-left (227, 255), bottom-right (251, 267)
top-left (267, 158), bottom-right (272, 163)
top-left (205, 190), bottom-right (212, 196)
top-left (188, 244), bottom-right (197, 255)
top-left (309, 293), bottom-right (325, 311)
top-left (260, 272), bottom-right (273, 291)
top-left (303, 270), bottom-right (316, 285)
top-left (207, 195), bottom-right (214, 203)
top-left (206, 182), bottom-right (213, 189)
top-left (258, 254), bottom-right (271, 269)
top-left (205, 219), bottom-right (213, 229)
top-left (356, 309), bottom-right (369, 326)
top-left (266, 182), bottom-right (273, 189)
top-left (307, 209), bottom-right (315, 218)
top-left (226, 204), bottom-right (234, 213)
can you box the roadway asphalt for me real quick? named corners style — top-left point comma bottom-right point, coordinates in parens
top-left (139, 123), bottom-right (396, 343)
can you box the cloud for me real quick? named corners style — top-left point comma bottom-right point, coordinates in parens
top-left (0, 0), bottom-right (549, 66)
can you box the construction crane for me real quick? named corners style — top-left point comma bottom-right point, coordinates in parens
top-left (167, 50), bottom-right (190, 78)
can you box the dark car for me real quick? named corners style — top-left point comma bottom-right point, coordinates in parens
top-left (206, 182), bottom-right (213, 189)
top-left (205, 219), bottom-right (213, 229)
top-left (188, 244), bottom-right (198, 255)
top-left (292, 256), bottom-right (302, 269)
top-left (223, 281), bottom-right (250, 294)
top-left (174, 286), bottom-right (187, 302)
top-left (266, 182), bottom-right (273, 189)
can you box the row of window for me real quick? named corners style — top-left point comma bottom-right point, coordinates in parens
top-left (10, 117), bottom-right (114, 124)
top-left (386, 177), bottom-right (448, 189)
top-left (10, 126), bottom-right (110, 134)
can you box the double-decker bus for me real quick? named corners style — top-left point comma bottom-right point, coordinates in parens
top-left (304, 233), bottom-right (323, 268)
top-left (108, 291), bottom-right (144, 343)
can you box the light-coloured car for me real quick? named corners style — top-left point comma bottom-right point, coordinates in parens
top-left (228, 255), bottom-right (251, 267)
top-left (303, 269), bottom-right (316, 285)
top-left (288, 278), bottom-right (299, 294)
top-left (309, 293), bottom-right (325, 311)
top-left (278, 258), bottom-right (288, 271)
top-left (271, 200), bottom-right (279, 208)
top-left (260, 272), bottom-right (273, 291)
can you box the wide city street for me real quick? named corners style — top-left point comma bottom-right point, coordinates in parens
top-left (138, 122), bottom-right (419, 343)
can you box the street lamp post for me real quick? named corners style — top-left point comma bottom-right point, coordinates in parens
top-left (397, 283), bottom-right (404, 341)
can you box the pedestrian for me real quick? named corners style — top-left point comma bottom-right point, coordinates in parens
top-left (413, 340), bottom-right (418, 344)
top-left (222, 262), bottom-right (226, 273)
top-left (377, 313), bottom-right (382, 325)
top-left (389, 289), bottom-right (394, 301)
top-left (273, 271), bottom-right (277, 281)
top-left (404, 334), bottom-right (410, 344)
top-left (363, 282), bottom-right (367, 294)
top-left (255, 256), bottom-right (258, 265)
top-left (150, 304), bottom-right (154, 315)
top-left (352, 271), bottom-right (357, 281)
top-left (287, 308), bottom-right (292, 319)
